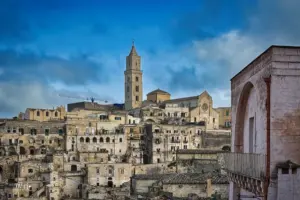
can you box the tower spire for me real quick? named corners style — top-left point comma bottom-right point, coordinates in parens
top-left (129, 40), bottom-right (138, 56)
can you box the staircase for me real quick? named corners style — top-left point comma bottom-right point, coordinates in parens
top-left (30, 185), bottom-right (45, 198)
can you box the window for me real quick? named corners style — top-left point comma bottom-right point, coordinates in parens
top-left (184, 145), bottom-right (187, 149)
top-left (127, 86), bottom-right (129, 93)
top-left (28, 169), bottom-right (33, 173)
top-left (119, 138), bottom-right (122, 143)
top-left (96, 168), bottom-right (99, 174)
top-left (157, 158), bottom-right (160, 163)
top-left (114, 117), bottom-right (121, 120)
top-left (106, 137), bottom-right (110, 143)
top-left (120, 168), bottom-right (124, 174)
top-left (86, 138), bottom-right (90, 143)
top-left (46, 111), bottom-right (49, 117)
top-left (226, 110), bottom-right (229, 116)
top-left (136, 77), bottom-right (139, 82)
top-left (37, 111), bottom-right (40, 116)
top-left (127, 77), bottom-right (130, 82)
top-left (119, 149), bottom-right (122, 153)
top-left (213, 118), bottom-right (215, 123)
top-left (55, 112), bottom-right (58, 117)
top-left (45, 129), bottom-right (49, 136)
top-left (135, 96), bottom-right (139, 101)
top-left (135, 86), bottom-right (139, 92)
top-left (19, 128), bottom-right (24, 135)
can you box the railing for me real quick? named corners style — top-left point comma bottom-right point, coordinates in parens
top-left (221, 152), bottom-right (266, 180)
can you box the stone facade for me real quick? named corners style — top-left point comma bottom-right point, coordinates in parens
top-left (215, 107), bottom-right (231, 129)
top-left (226, 45), bottom-right (300, 200)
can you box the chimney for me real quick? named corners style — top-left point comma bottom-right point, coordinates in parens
top-left (206, 178), bottom-right (212, 197)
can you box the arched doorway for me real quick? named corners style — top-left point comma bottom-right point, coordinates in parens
top-left (29, 146), bottom-right (35, 155)
top-left (71, 165), bottom-right (77, 172)
top-left (107, 177), bottom-right (113, 187)
top-left (234, 82), bottom-right (256, 153)
top-left (19, 146), bottom-right (26, 155)
top-left (222, 145), bottom-right (231, 152)
top-left (8, 147), bottom-right (16, 156)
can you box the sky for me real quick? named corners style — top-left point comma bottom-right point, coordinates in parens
top-left (1, 0), bottom-right (300, 117)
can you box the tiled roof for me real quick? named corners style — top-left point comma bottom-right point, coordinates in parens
top-left (177, 149), bottom-right (224, 154)
top-left (162, 172), bottom-right (229, 184)
top-left (132, 173), bottom-right (172, 180)
top-left (276, 160), bottom-right (300, 169)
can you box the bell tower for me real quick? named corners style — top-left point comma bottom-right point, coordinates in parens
top-left (124, 41), bottom-right (143, 110)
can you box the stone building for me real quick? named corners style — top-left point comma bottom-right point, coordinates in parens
top-left (23, 106), bottom-right (66, 121)
top-left (162, 91), bottom-right (220, 129)
top-left (124, 42), bottom-right (143, 110)
top-left (131, 172), bottom-right (229, 199)
top-left (143, 123), bottom-right (206, 164)
top-left (215, 107), bottom-right (231, 129)
top-left (0, 119), bottom-right (65, 199)
top-left (223, 45), bottom-right (300, 200)
top-left (146, 89), bottom-right (171, 103)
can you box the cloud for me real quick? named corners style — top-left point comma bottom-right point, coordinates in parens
top-left (0, 82), bottom-right (64, 115)
top-left (0, 49), bottom-right (109, 85)
top-left (158, 0), bottom-right (300, 101)
top-left (0, 48), bottom-right (114, 116)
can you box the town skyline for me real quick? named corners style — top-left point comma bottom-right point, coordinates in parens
top-left (1, 0), bottom-right (300, 118)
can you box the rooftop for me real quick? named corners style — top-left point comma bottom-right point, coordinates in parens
top-left (147, 89), bottom-right (170, 96)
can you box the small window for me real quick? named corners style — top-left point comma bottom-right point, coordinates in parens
top-left (213, 118), bottom-right (215, 123)
top-left (28, 169), bottom-right (33, 173)
top-left (46, 111), bottom-right (49, 117)
top-left (96, 168), bottom-right (99, 173)
top-left (136, 77), bottom-right (139, 82)
top-left (55, 112), bottom-right (58, 117)
top-left (136, 96), bottom-right (139, 101)
top-left (58, 129), bottom-right (63, 135)
top-left (37, 111), bottom-right (40, 116)
top-left (120, 168), bottom-right (124, 174)
top-left (119, 138), bottom-right (122, 143)
top-left (135, 86), bottom-right (139, 92)
top-left (226, 110), bottom-right (229, 116)
top-left (45, 129), bottom-right (49, 135)
top-left (114, 117), bottom-right (121, 120)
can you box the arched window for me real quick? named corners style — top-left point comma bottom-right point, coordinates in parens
top-left (106, 137), bottom-right (110, 143)
top-left (80, 137), bottom-right (84, 143)
top-left (93, 137), bottom-right (97, 143)
top-left (86, 138), bottom-right (90, 143)
top-left (100, 137), bottom-right (104, 143)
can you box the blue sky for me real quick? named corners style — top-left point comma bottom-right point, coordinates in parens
top-left (1, 0), bottom-right (300, 117)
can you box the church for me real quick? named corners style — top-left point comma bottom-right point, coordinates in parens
top-left (123, 43), bottom-right (231, 130)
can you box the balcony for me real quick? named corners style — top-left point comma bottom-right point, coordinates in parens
top-left (221, 152), bottom-right (266, 196)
